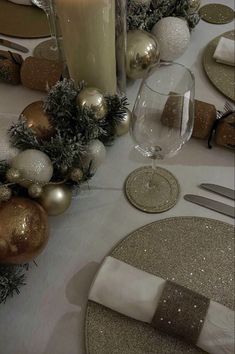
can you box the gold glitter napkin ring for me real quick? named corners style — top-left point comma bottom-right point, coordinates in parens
top-left (151, 281), bottom-right (210, 344)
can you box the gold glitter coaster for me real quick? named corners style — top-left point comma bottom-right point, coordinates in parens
top-left (85, 217), bottom-right (234, 354)
top-left (124, 166), bottom-right (180, 213)
top-left (199, 4), bottom-right (234, 24)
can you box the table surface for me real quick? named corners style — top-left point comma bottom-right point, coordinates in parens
top-left (0, 1), bottom-right (234, 353)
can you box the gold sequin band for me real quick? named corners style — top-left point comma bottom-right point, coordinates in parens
top-left (151, 281), bottom-right (210, 344)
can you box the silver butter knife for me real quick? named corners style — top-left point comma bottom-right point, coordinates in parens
top-left (184, 194), bottom-right (235, 218)
top-left (0, 38), bottom-right (29, 53)
top-left (200, 183), bottom-right (235, 200)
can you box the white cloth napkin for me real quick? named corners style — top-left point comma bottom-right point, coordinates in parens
top-left (89, 256), bottom-right (235, 354)
top-left (7, 0), bottom-right (32, 5)
top-left (213, 37), bottom-right (235, 67)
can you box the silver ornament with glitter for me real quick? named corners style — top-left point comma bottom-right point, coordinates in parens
top-left (77, 87), bottom-right (107, 121)
top-left (115, 109), bottom-right (132, 136)
top-left (6, 168), bottom-right (21, 183)
top-left (83, 139), bottom-right (106, 172)
top-left (126, 30), bottom-right (160, 80)
top-left (152, 17), bottom-right (190, 61)
top-left (28, 183), bottom-right (43, 198)
top-left (70, 168), bottom-right (83, 183)
top-left (0, 186), bottom-right (12, 202)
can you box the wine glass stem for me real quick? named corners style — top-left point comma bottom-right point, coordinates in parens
top-left (148, 158), bottom-right (157, 189)
top-left (45, 9), bottom-right (59, 52)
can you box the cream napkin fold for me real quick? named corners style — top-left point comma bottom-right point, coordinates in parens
top-left (213, 37), bottom-right (235, 67)
top-left (89, 256), bottom-right (234, 354)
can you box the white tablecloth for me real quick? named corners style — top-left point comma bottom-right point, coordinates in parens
top-left (0, 1), bottom-right (234, 353)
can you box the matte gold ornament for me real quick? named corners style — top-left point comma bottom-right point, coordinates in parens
top-left (21, 101), bottom-right (55, 139)
top-left (126, 30), bottom-right (160, 80)
top-left (39, 184), bottom-right (72, 216)
top-left (28, 183), bottom-right (43, 198)
top-left (0, 186), bottom-right (12, 202)
top-left (11, 149), bottom-right (53, 187)
top-left (6, 167), bottom-right (21, 183)
top-left (0, 197), bottom-right (49, 264)
top-left (70, 168), bottom-right (83, 183)
top-left (77, 87), bottom-right (108, 121)
top-left (115, 109), bottom-right (132, 136)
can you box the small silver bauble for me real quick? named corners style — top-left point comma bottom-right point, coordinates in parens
top-left (28, 183), bottom-right (43, 198)
top-left (11, 149), bottom-right (53, 187)
top-left (126, 30), bottom-right (160, 80)
top-left (39, 184), bottom-right (72, 216)
top-left (6, 168), bottom-right (21, 183)
top-left (70, 168), bottom-right (83, 183)
top-left (0, 186), bottom-right (12, 202)
top-left (115, 109), bottom-right (132, 136)
top-left (77, 87), bottom-right (108, 121)
top-left (83, 139), bottom-right (106, 172)
top-left (152, 17), bottom-right (190, 61)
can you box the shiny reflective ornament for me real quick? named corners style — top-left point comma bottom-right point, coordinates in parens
top-left (115, 109), bottom-right (132, 136)
top-left (28, 183), bottom-right (43, 198)
top-left (11, 149), bottom-right (53, 187)
top-left (0, 186), bottom-right (12, 202)
top-left (152, 17), bottom-right (190, 61)
top-left (21, 101), bottom-right (55, 139)
top-left (0, 197), bottom-right (49, 264)
top-left (188, 0), bottom-right (201, 13)
top-left (126, 30), bottom-right (160, 80)
top-left (70, 168), bottom-right (83, 183)
top-left (39, 184), bottom-right (72, 216)
top-left (77, 87), bottom-right (107, 121)
top-left (83, 139), bottom-right (106, 172)
top-left (6, 167), bottom-right (21, 183)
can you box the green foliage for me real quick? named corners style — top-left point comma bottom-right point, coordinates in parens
top-left (0, 264), bottom-right (28, 304)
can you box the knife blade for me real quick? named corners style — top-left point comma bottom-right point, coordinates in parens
top-left (0, 38), bottom-right (29, 53)
top-left (184, 194), bottom-right (235, 218)
top-left (200, 183), bottom-right (235, 200)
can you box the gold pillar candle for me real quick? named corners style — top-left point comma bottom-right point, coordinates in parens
top-left (56, 0), bottom-right (117, 94)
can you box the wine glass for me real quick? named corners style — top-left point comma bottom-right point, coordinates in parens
top-left (31, 0), bottom-right (60, 61)
top-left (126, 62), bottom-right (195, 213)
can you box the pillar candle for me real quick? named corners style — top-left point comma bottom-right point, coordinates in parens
top-left (56, 0), bottom-right (117, 94)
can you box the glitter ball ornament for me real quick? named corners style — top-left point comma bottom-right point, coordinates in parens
top-left (6, 168), bottom-right (21, 183)
top-left (83, 139), bottom-right (106, 172)
top-left (0, 197), bottom-right (49, 264)
top-left (126, 30), bottom-right (160, 80)
top-left (152, 17), bottom-right (190, 61)
top-left (115, 109), bottom-right (132, 136)
top-left (0, 186), bottom-right (12, 202)
top-left (77, 87), bottom-right (107, 121)
top-left (70, 168), bottom-right (83, 183)
top-left (39, 184), bottom-right (72, 216)
top-left (11, 149), bottom-right (53, 187)
top-left (28, 183), bottom-right (43, 198)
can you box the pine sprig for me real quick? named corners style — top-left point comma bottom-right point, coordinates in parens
top-left (0, 264), bottom-right (28, 304)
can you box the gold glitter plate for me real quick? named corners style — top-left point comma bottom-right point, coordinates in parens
top-left (199, 4), bottom-right (234, 24)
top-left (124, 166), bottom-right (180, 213)
top-left (85, 217), bottom-right (234, 354)
top-left (203, 30), bottom-right (235, 102)
top-left (0, 0), bottom-right (50, 38)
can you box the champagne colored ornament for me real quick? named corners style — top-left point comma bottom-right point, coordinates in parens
top-left (28, 183), bottom-right (43, 199)
top-left (0, 186), bottom-right (12, 202)
top-left (0, 197), bottom-right (49, 264)
top-left (83, 139), bottom-right (106, 172)
top-left (21, 101), bottom-right (55, 139)
top-left (70, 168), bottom-right (83, 183)
top-left (115, 109), bottom-right (132, 136)
top-left (6, 167), bottom-right (21, 183)
top-left (77, 87), bottom-right (108, 121)
top-left (39, 184), bottom-right (72, 216)
top-left (126, 30), bottom-right (160, 80)
top-left (152, 17), bottom-right (190, 61)
top-left (11, 149), bottom-right (53, 187)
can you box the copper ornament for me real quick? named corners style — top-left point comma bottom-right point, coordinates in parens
top-left (0, 197), bottom-right (49, 264)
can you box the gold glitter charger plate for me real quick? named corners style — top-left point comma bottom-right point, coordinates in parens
top-left (124, 166), bottom-right (180, 213)
top-left (199, 4), bottom-right (234, 24)
top-left (85, 217), bottom-right (234, 354)
top-left (203, 30), bottom-right (235, 102)
top-left (0, 0), bottom-right (49, 38)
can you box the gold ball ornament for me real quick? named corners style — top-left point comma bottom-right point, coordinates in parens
top-left (0, 186), bottom-right (12, 202)
top-left (0, 197), bottom-right (49, 264)
top-left (126, 30), bottom-right (160, 80)
top-left (28, 183), bottom-right (43, 198)
top-left (70, 168), bottom-right (83, 183)
top-left (77, 87), bottom-right (108, 121)
top-left (21, 101), bottom-right (55, 139)
top-left (6, 167), bottom-right (21, 183)
top-left (115, 109), bottom-right (132, 136)
top-left (39, 184), bottom-right (72, 216)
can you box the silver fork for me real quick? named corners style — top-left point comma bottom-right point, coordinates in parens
top-left (224, 100), bottom-right (235, 112)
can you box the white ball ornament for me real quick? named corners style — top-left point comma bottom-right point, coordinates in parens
top-left (83, 140), bottom-right (106, 172)
top-left (11, 149), bottom-right (53, 186)
top-left (152, 17), bottom-right (190, 61)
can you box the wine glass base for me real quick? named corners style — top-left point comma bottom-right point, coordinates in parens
top-left (124, 166), bottom-right (180, 213)
top-left (33, 39), bottom-right (60, 61)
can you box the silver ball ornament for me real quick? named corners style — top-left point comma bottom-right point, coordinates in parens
top-left (77, 87), bottom-right (107, 121)
top-left (126, 30), bottom-right (160, 80)
top-left (28, 183), bottom-right (43, 198)
top-left (0, 186), bottom-right (12, 202)
top-left (83, 139), bottom-right (106, 172)
top-left (70, 168), bottom-right (83, 183)
top-left (39, 184), bottom-right (72, 216)
top-left (6, 168), bottom-right (21, 183)
top-left (115, 109), bottom-right (132, 136)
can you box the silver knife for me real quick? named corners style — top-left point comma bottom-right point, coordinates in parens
top-left (184, 194), bottom-right (235, 218)
top-left (0, 38), bottom-right (29, 53)
top-left (200, 183), bottom-right (235, 200)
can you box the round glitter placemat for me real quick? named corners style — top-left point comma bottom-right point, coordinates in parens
top-left (203, 30), bottom-right (235, 102)
top-left (33, 39), bottom-right (60, 61)
top-left (0, 0), bottom-right (49, 38)
top-left (85, 217), bottom-right (234, 354)
top-left (124, 166), bottom-right (180, 213)
top-left (199, 4), bottom-right (234, 24)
